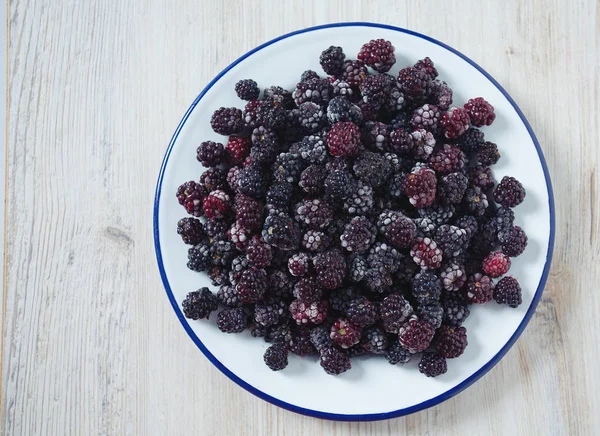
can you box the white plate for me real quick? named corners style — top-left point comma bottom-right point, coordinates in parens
top-left (154, 23), bottom-right (555, 421)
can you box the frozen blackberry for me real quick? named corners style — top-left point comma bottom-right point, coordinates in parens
top-left (210, 107), bottom-right (244, 135)
top-left (196, 141), bottom-right (225, 167)
top-left (328, 287), bottom-right (359, 313)
top-left (367, 242), bottom-right (401, 273)
top-left (454, 127), bottom-right (485, 154)
top-left (298, 101), bottom-right (327, 133)
top-left (301, 230), bottom-right (329, 252)
top-left (288, 252), bottom-right (311, 277)
top-left (187, 242), bottom-right (212, 272)
top-left (494, 276), bottom-right (522, 308)
top-left (398, 316), bottom-right (435, 353)
top-left (201, 217), bottom-right (228, 242)
top-left (254, 299), bottom-right (286, 327)
top-left (209, 239), bottom-right (235, 268)
top-left (417, 303), bottom-right (443, 329)
top-left (410, 237), bottom-right (443, 269)
top-left (300, 70), bottom-right (320, 82)
top-left (234, 194), bottom-right (262, 231)
top-left (281, 109), bottom-right (304, 143)
top-left (394, 253), bottom-right (420, 284)
top-left (359, 74), bottom-right (392, 109)
top-left (289, 299), bottom-right (328, 325)
top-left (328, 77), bottom-right (354, 99)
top-left (208, 266), bottom-right (230, 287)
top-left (262, 214), bottom-right (300, 251)
top-left (379, 294), bottom-right (413, 333)
top-left (489, 207), bottom-right (515, 238)
top-left (326, 96), bottom-right (362, 125)
top-left (177, 217), bottom-right (205, 245)
top-left (363, 268), bottom-right (393, 293)
top-left (266, 321), bottom-right (293, 345)
top-left (419, 353), bottom-right (447, 377)
top-left (330, 318), bottom-right (362, 349)
top-left (463, 186), bottom-right (489, 217)
top-left (324, 170), bottom-right (354, 202)
top-left (414, 217), bottom-right (437, 238)
top-left (465, 273), bottom-right (494, 304)
top-left (388, 172), bottom-right (408, 199)
top-left (225, 136), bottom-right (251, 165)
top-left (235, 267), bottom-right (267, 304)
top-left (404, 167), bottom-right (437, 208)
top-left (229, 221), bottom-right (251, 251)
top-left (411, 271), bottom-right (442, 304)
top-left (468, 165), bottom-right (494, 190)
top-left (309, 325), bottom-right (333, 352)
top-left (291, 326), bottom-right (319, 354)
top-left (346, 297), bottom-right (377, 327)
top-left (494, 176), bottom-right (526, 207)
top-left (377, 211), bottom-right (416, 249)
top-left (293, 274), bottom-right (323, 302)
top-left (430, 80), bottom-right (453, 111)
top-left (298, 164), bottom-right (327, 195)
top-left (246, 237), bottom-right (273, 268)
top-left (441, 293), bottom-right (471, 327)
top-left (235, 164), bottom-right (267, 198)
top-left (249, 323), bottom-right (268, 338)
top-left (218, 284), bottom-right (240, 307)
top-left (200, 166), bottom-right (228, 192)
top-left (410, 129), bottom-right (436, 159)
top-left (397, 66), bottom-right (431, 99)
top-left (292, 78), bottom-right (332, 106)
top-left (361, 327), bottom-right (389, 354)
top-left (464, 97), bottom-right (496, 127)
top-left (297, 133), bottom-right (328, 164)
top-left (176, 180), bottom-right (207, 217)
top-left (440, 262), bottom-right (467, 292)
top-left (266, 182), bottom-right (293, 209)
top-left (476, 141), bottom-right (501, 165)
top-left (250, 138), bottom-right (278, 166)
top-left (388, 111), bottom-right (411, 130)
top-left (313, 249), bottom-right (347, 290)
top-left (353, 151), bottom-right (392, 187)
top-left (429, 144), bottom-right (466, 175)
top-left (226, 166), bottom-right (241, 191)
top-left (263, 86), bottom-right (294, 108)
top-left (235, 79), bottom-right (260, 101)
top-left (440, 107), bottom-right (470, 139)
top-left (414, 57), bottom-right (438, 80)
top-left (455, 215), bottom-right (479, 238)
top-left (294, 199), bottom-right (334, 230)
top-left (385, 341), bottom-right (412, 364)
top-left (320, 346), bottom-right (352, 375)
top-left (343, 181), bottom-right (374, 215)
top-left (327, 121), bottom-right (361, 157)
top-left (361, 121), bottom-right (389, 151)
top-left (411, 104), bottom-right (441, 131)
top-left (501, 226), bottom-right (528, 257)
top-left (358, 39), bottom-right (396, 72)
top-left (347, 254), bottom-right (367, 282)
top-left (256, 100), bottom-right (286, 130)
top-left (435, 225), bottom-right (469, 258)
top-left (182, 288), bottom-right (218, 320)
top-left (438, 172), bottom-right (468, 205)
top-left (418, 205), bottom-right (455, 226)
top-left (273, 152), bottom-right (304, 184)
top-left (264, 343), bottom-right (288, 371)
top-left (242, 100), bottom-right (262, 129)
top-left (389, 127), bottom-right (414, 154)
top-left (203, 190), bottom-right (231, 220)
top-left (340, 216), bottom-right (376, 254)
top-left (482, 251), bottom-right (511, 277)
top-left (434, 325), bottom-right (468, 358)
top-left (320, 45), bottom-right (345, 76)
top-left (341, 59), bottom-right (368, 87)
top-left (216, 307), bottom-right (247, 333)
top-left (268, 269), bottom-right (295, 299)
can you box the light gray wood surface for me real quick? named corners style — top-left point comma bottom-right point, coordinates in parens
top-left (3, 1), bottom-right (599, 434)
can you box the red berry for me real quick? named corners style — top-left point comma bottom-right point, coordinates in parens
top-left (289, 299), bottom-right (329, 325)
top-left (410, 237), bottom-right (443, 269)
top-left (398, 316), bottom-right (435, 353)
top-left (482, 251), bottom-right (511, 277)
top-left (404, 168), bottom-right (437, 208)
top-left (326, 122), bottom-right (361, 157)
top-left (226, 136), bottom-right (251, 164)
top-left (330, 318), bottom-right (362, 349)
top-left (202, 190), bottom-right (231, 219)
top-left (464, 97), bottom-right (496, 127)
top-left (357, 39), bottom-right (396, 73)
top-left (429, 144), bottom-right (466, 175)
top-left (440, 107), bottom-right (471, 139)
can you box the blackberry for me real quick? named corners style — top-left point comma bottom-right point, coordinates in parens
top-left (235, 164), bottom-right (267, 198)
top-left (493, 176), bottom-right (526, 207)
top-left (343, 181), bottom-right (374, 215)
top-left (388, 173), bottom-right (408, 199)
top-left (256, 100), bottom-right (286, 130)
top-left (476, 141), bottom-right (501, 165)
top-left (246, 237), bottom-right (273, 268)
top-left (273, 152), bottom-right (304, 184)
top-left (361, 121), bottom-right (389, 151)
top-left (187, 243), bottom-right (212, 272)
top-left (341, 60), bottom-right (368, 87)
top-left (264, 343), bottom-right (289, 371)
top-left (501, 226), bottom-right (528, 257)
top-left (482, 251), bottom-right (511, 277)
top-left (298, 102), bottom-right (327, 133)
top-left (463, 186), bottom-right (489, 217)
top-left (235, 267), bottom-right (267, 304)
top-left (254, 299), bottom-right (286, 327)
top-left (363, 268), bottom-right (393, 293)
top-left (300, 70), bottom-right (320, 82)
top-left (358, 100), bottom-right (378, 122)
top-left (177, 217), bottom-right (205, 245)
top-left (388, 111), bottom-right (410, 130)
top-left (328, 287), bottom-right (360, 313)
top-left (203, 190), bottom-right (231, 220)
top-left (489, 207), bottom-right (515, 239)
top-left (417, 303), bottom-right (443, 329)
top-left (263, 86), bottom-right (294, 108)
top-left (430, 80), bottom-right (453, 111)
top-left (438, 172), bottom-right (468, 205)
top-left (411, 271), bottom-right (442, 304)
top-left (218, 284), bottom-right (240, 307)
top-left (411, 104), bottom-right (441, 131)
top-left (404, 167), bottom-right (437, 208)
top-left (210, 107), bottom-right (244, 135)
top-left (346, 297), bottom-right (377, 327)
top-left (208, 266), bottom-right (231, 286)
top-left (410, 237), bottom-right (443, 269)
top-left (326, 121), bottom-right (361, 157)
top-left (324, 170), bottom-right (354, 201)
top-left (455, 215), bottom-right (479, 238)
top-left (389, 128), bottom-right (414, 154)
top-left (196, 141), bottom-right (225, 167)
top-left (266, 322), bottom-right (293, 345)
top-left (216, 307), bottom-right (247, 333)
top-left (330, 318), bottom-right (362, 349)
top-left (289, 299), bottom-right (328, 325)
top-left (249, 323), bottom-right (268, 338)
top-left (242, 100), bottom-right (262, 129)
top-left (293, 276), bottom-right (323, 302)
top-left (377, 211), bottom-right (416, 248)
top-left (229, 221), bottom-right (251, 251)
top-left (250, 139), bottom-right (279, 166)
top-left (320, 46), bottom-right (345, 76)
top-left (464, 97), bottom-right (496, 127)
top-left (361, 327), bottom-right (389, 354)
top-left (310, 325), bottom-right (333, 352)
top-left (266, 182), bottom-right (293, 208)
top-left (358, 39), bottom-right (396, 72)
top-left (410, 129), bottom-right (436, 160)
top-left (440, 107), bottom-right (470, 139)
top-left (209, 239), bottom-right (235, 267)
top-left (367, 242), bottom-right (401, 273)
top-left (440, 262), bottom-right (467, 292)
top-left (397, 66), bottom-right (431, 99)
top-left (429, 144), bottom-right (466, 175)
top-left (398, 316), bottom-right (435, 353)
top-left (282, 109), bottom-right (304, 143)
top-left (418, 353), bottom-right (447, 377)
top-left (394, 253), bottom-right (420, 284)
top-left (435, 224), bottom-right (469, 258)
top-left (340, 215), bottom-right (376, 254)
top-left (328, 77), bottom-right (354, 98)
top-left (418, 205), bottom-right (455, 226)
top-left (379, 293), bottom-right (413, 333)
top-left (441, 293), bottom-right (471, 327)
top-left (313, 249), bottom-right (347, 290)
top-left (182, 288), bottom-right (218, 320)
top-left (494, 276), bottom-right (522, 308)
top-left (347, 254), bottom-right (368, 282)
top-left (320, 346), bottom-right (352, 375)
top-left (235, 79), bottom-right (260, 101)
top-left (465, 273), bottom-right (494, 304)
top-left (176, 180), bottom-right (207, 216)
top-left (292, 78), bottom-right (332, 106)
top-left (468, 165), bottom-right (494, 190)
top-left (294, 199), bottom-right (334, 230)
top-left (360, 74), bottom-right (392, 109)
top-left (226, 136), bottom-right (251, 165)
top-left (302, 230), bottom-right (330, 252)
top-left (298, 133), bottom-right (328, 164)
top-left (454, 127), bottom-right (485, 154)
top-left (202, 218), bottom-right (229, 240)
top-left (226, 166), bottom-right (241, 191)
top-left (234, 194), bottom-right (262, 231)
top-left (414, 217), bottom-right (437, 238)
top-left (268, 269), bottom-right (295, 299)
top-left (299, 164), bottom-right (327, 195)
top-left (288, 252), bottom-right (311, 277)
top-left (326, 96), bottom-right (362, 125)
top-left (262, 214), bottom-right (300, 250)
top-left (434, 325), bottom-right (468, 358)
top-left (200, 166), bottom-right (228, 192)
top-left (414, 57), bottom-right (438, 80)
top-left (383, 85), bottom-right (406, 113)
top-left (353, 151), bottom-right (392, 187)
top-left (385, 341), bottom-right (412, 364)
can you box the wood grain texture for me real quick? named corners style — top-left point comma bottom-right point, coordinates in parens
top-left (3, 0), bottom-right (599, 434)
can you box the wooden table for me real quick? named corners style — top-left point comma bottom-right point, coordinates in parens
top-left (4, 1), bottom-right (599, 434)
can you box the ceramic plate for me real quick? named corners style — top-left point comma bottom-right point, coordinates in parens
top-left (154, 22), bottom-right (555, 421)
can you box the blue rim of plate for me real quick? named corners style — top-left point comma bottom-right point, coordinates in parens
top-left (153, 22), bottom-right (556, 421)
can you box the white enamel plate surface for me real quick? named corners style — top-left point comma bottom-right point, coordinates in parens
top-left (154, 23), bottom-right (555, 421)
